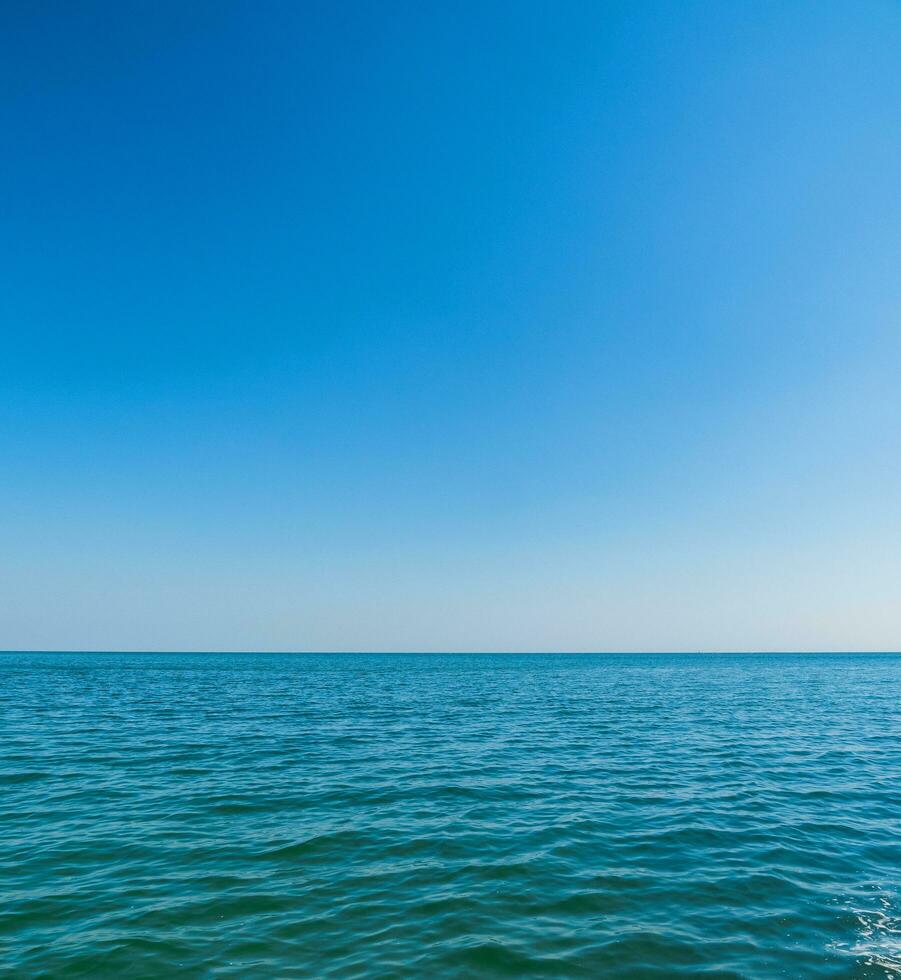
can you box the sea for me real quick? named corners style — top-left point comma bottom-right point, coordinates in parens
top-left (1, 653), bottom-right (899, 978)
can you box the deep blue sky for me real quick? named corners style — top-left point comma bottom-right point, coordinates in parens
top-left (3, 1), bottom-right (901, 650)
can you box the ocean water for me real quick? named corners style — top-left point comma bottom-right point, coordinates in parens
top-left (1, 653), bottom-right (899, 978)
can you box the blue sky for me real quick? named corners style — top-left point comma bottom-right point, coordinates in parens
top-left (3, 1), bottom-right (900, 651)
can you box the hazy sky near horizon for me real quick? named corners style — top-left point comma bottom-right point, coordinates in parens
top-left (3, 1), bottom-right (901, 651)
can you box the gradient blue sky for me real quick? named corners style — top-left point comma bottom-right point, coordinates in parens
top-left (3, 1), bottom-right (900, 651)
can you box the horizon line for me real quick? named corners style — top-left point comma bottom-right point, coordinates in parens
top-left (2, 649), bottom-right (900, 656)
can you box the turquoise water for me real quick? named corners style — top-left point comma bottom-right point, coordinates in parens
top-left (1, 653), bottom-right (899, 978)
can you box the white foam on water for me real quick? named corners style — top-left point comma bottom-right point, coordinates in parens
top-left (841, 894), bottom-right (901, 978)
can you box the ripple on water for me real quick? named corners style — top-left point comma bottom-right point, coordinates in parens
top-left (0, 652), bottom-right (899, 978)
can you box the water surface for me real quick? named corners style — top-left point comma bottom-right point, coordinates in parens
top-left (1, 653), bottom-right (899, 977)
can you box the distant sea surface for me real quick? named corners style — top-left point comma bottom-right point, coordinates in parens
top-left (1, 653), bottom-right (899, 978)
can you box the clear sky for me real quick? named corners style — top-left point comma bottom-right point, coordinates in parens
top-left (3, 1), bottom-right (900, 652)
